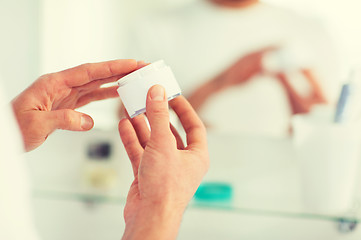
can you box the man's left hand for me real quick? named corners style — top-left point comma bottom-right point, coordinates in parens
top-left (12, 59), bottom-right (139, 151)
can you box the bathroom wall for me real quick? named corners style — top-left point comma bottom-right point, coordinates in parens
top-left (0, 0), bottom-right (40, 101)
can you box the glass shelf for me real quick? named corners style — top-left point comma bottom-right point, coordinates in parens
top-left (27, 130), bottom-right (361, 225)
top-left (32, 189), bottom-right (361, 223)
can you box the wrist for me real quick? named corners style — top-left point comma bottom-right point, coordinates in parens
top-left (187, 76), bottom-right (223, 112)
top-left (209, 74), bottom-right (227, 92)
top-left (123, 202), bottom-right (185, 240)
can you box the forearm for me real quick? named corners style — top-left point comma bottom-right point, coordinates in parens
top-left (187, 76), bottom-right (222, 112)
top-left (122, 203), bottom-right (184, 240)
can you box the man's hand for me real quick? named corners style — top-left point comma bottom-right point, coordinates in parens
top-left (188, 47), bottom-right (276, 111)
top-left (275, 69), bottom-right (327, 114)
top-left (12, 59), bottom-right (139, 151)
top-left (213, 47), bottom-right (275, 90)
top-left (118, 85), bottom-right (209, 240)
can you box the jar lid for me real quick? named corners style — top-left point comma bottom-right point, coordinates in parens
top-left (116, 59), bottom-right (182, 118)
top-left (117, 60), bottom-right (167, 86)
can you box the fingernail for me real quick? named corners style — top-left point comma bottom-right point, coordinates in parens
top-left (137, 61), bottom-right (148, 68)
top-left (150, 85), bottom-right (165, 101)
top-left (81, 115), bottom-right (93, 130)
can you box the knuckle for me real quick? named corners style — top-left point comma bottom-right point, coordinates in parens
top-left (81, 63), bottom-right (92, 79)
top-left (81, 62), bottom-right (91, 68)
top-left (38, 73), bottom-right (55, 84)
top-left (62, 110), bottom-right (75, 127)
top-left (151, 107), bottom-right (169, 118)
top-left (39, 73), bottom-right (51, 81)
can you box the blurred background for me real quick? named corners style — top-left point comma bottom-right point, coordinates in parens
top-left (2, 0), bottom-right (361, 128)
top-left (2, 0), bottom-right (361, 239)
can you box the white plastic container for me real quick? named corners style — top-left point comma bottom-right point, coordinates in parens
top-left (117, 60), bottom-right (181, 118)
top-left (292, 111), bottom-right (361, 214)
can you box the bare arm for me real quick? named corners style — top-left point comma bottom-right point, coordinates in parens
top-left (11, 59), bottom-right (140, 151)
top-left (187, 47), bottom-right (275, 112)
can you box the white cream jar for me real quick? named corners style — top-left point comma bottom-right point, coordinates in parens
top-left (117, 60), bottom-right (182, 118)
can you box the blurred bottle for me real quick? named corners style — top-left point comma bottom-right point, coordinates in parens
top-left (82, 140), bottom-right (118, 193)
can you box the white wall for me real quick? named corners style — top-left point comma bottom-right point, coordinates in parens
top-left (40, 0), bottom-right (128, 73)
top-left (39, 0), bottom-right (132, 129)
top-left (3, 0), bottom-right (359, 125)
top-left (1, 0), bottom-right (361, 101)
top-left (39, 0), bottom-right (191, 73)
top-left (39, 0), bottom-right (361, 79)
top-left (39, 0), bottom-right (189, 129)
top-left (0, 0), bottom-right (40, 101)
top-left (263, 0), bottom-right (361, 68)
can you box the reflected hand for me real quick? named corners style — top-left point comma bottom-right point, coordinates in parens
top-left (213, 46), bottom-right (276, 90)
top-left (275, 69), bottom-right (327, 114)
top-left (12, 59), bottom-right (139, 151)
top-left (118, 85), bottom-right (209, 239)
top-left (188, 46), bottom-right (276, 112)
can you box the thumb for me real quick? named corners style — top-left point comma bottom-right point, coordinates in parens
top-left (45, 109), bottom-right (94, 132)
top-left (146, 85), bottom-right (172, 140)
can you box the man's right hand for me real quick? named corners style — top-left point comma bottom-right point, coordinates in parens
top-left (118, 85), bottom-right (209, 240)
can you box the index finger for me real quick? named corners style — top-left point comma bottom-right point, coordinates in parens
top-left (169, 96), bottom-right (207, 150)
top-left (257, 45), bottom-right (279, 55)
top-left (57, 59), bottom-right (138, 87)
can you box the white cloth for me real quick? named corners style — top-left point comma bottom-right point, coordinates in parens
top-left (0, 82), bottom-right (39, 240)
top-left (126, 1), bottom-right (340, 137)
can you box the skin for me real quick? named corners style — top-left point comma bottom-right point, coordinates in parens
top-left (187, 46), bottom-right (326, 116)
top-left (11, 61), bottom-right (209, 239)
top-left (209, 0), bottom-right (259, 8)
top-left (274, 69), bottom-right (327, 114)
top-left (12, 59), bottom-right (142, 151)
top-left (119, 85), bottom-right (209, 239)
top-left (188, 47), bottom-right (275, 112)
top-left (187, 0), bottom-right (327, 125)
